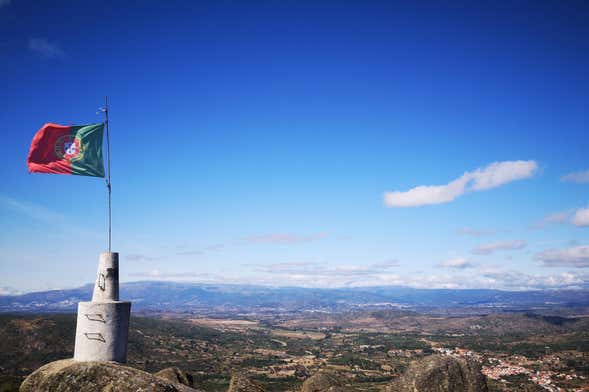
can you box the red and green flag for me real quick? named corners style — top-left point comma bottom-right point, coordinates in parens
top-left (27, 123), bottom-right (105, 177)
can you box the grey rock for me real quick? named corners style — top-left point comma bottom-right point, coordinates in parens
top-left (386, 355), bottom-right (488, 392)
top-left (155, 367), bottom-right (195, 388)
top-left (227, 372), bottom-right (266, 392)
top-left (301, 370), bottom-right (357, 392)
top-left (19, 359), bottom-right (197, 392)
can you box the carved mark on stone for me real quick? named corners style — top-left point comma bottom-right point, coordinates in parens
top-left (84, 332), bottom-right (106, 342)
top-left (85, 313), bottom-right (105, 322)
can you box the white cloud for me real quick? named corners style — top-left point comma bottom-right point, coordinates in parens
top-left (0, 193), bottom-right (64, 222)
top-left (0, 194), bottom-right (102, 241)
top-left (546, 212), bottom-right (570, 223)
top-left (438, 257), bottom-right (473, 269)
top-left (384, 176), bottom-right (469, 207)
top-left (536, 245), bottom-right (589, 268)
top-left (456, 227), bottom-right (495, 237)
top-left (562, 170), bottom-right (589, 184)
top-left (250, 268), bottom-right (587, 290)
top-left (0, 286), bottom-right (20, 296)
top-left (468, 161), bottom-right (539, 191)
top-left (472, 240), bottom-right (526, 255)
top-left (176, 249), bottom-right (203, 256)
top-left (572, 206), bottom-right (589, 227)
top-left (236, 260), bottom-right (405, 287)
top-left (370, 259), bottom-right (400, 269)
top-left (204, 244), bottom-right (225, 251)
top-left (243, 232), bottom-right (329, 244)
top-left (532, 206), bottom-right (589, 229)
top-left (127, 254), bottom-right (159, 262)
top-left (478, 270), bottom-right (587, 290)
top-left (28, 38), bottom-right (64, 58)
top-left (238, 261), bottom-right (585, 290)
top-left (176, 243), bottom-right (225, 256)
top-left (384, 160), bottom-right (538, 207)
top-left (532, 211), bottom-right (570, 229)
top-left (129, 263), bottom-right (589, 290)
top-left (252, 260), bottom-right (399, 277)
top-left (129, 270), bottom-right (219, 279)
top-left (0, 193), bottom-right (101, 234)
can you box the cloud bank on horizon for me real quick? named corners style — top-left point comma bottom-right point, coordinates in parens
top-left (384, 160), bottom-right (538, 208)
top-left (536, 245), bottom-right (589, 268)
top-left (129, 261), bottom-right (589, 291)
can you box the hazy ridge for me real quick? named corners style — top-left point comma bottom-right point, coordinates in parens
top-left (2, 281), bottom-right (589, 314)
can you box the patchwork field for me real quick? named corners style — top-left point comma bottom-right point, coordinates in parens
top-left (1, 310), bottom-right (588, 391)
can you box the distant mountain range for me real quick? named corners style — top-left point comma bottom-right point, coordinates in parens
top-left (1, 281), bottom-right (588, 314)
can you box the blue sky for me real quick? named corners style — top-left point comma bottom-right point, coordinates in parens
top-left (1, 0), bottom-right (588, 293)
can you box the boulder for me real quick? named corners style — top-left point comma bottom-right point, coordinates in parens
top-left (20, 359), bottom-right (198, 392)
top-left (386, 355), bottom-right (488, 392)
top-left (155, 367), bottom-right (195, 388)
top-left (227, 372), bottom-right (266, 392)
top-left (301, 370), bottom-right (356, 392)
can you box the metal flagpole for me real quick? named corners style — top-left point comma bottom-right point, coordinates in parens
top-left (104, 96), bottom-right (112, 252)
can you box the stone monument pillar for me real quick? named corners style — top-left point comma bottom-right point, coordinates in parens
top-left (73, 252), bottom-right (131, 363)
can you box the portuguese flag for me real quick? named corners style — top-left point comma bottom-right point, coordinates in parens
top-left (27, 123), bottom-right (105, 177)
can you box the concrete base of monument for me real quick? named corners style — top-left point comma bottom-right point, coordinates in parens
top-left (73, 300), bottom-right (131, 363)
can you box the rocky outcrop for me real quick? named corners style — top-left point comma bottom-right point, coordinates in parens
top-left (386, 355), bottom-right (488, 392)
top-left (227, 372), bottom-right (265, 392)
top-left (19, 359), bottom-right (198, 392)
top-left (20, 355), bottom-right (487, 392)
top-left (301, 370), bottom-right (356, 392)
top-left (155, 367), bottom-right (195, 388)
